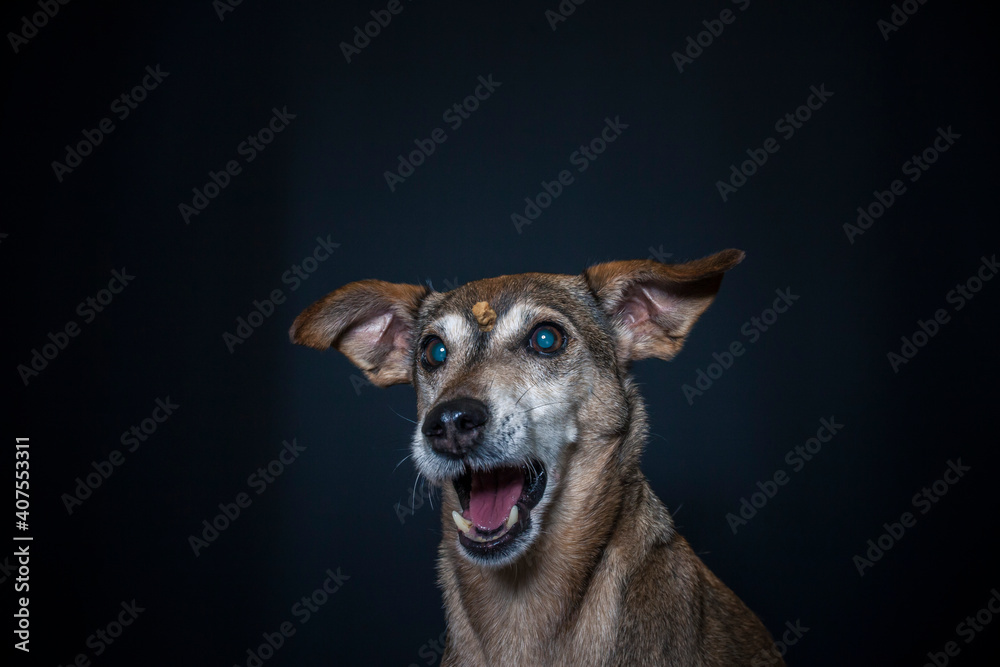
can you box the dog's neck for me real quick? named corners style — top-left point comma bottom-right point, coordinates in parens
top-left (437, 378), bottom-right (673, 664)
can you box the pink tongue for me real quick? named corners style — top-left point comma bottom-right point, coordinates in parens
top-left (468, 467), bottom-right (524, 531)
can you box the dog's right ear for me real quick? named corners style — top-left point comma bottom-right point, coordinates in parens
top-left (289, 280), bottom-right (429, 387)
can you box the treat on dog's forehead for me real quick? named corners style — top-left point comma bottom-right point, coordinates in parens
top-left (471, 301), bottom-right (496, 332)
top-left (290, 248), bottom-right (784, 666)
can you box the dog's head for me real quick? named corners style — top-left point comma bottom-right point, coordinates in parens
top-left (290, 250), bottom-right (743, 567)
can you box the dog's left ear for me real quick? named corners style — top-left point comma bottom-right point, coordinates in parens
top-left (583, 249), bottom-right (744, 362)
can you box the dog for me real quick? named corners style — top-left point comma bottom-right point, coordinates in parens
top-left (290, 249), bottom-right (782, 666)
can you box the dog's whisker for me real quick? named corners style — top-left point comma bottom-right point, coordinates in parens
top-left (387, 405), bottom-right (418, 425)
top-left (393, 451), bottom-right (414, 473)
top-left (514, 381), bottom-right (540, 407)
top-left (411, 472), bottom-right (423, 511)
top-left (516, 400), bottom-right (571, 415)
top-left (521, 455), bottom-right (538, 481)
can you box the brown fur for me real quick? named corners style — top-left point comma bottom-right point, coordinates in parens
top-left (290, 250), bottom-right (782, 666)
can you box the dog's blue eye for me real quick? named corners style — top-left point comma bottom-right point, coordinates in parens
top-left (529, 325), bottom-right (564, 354)
top-left (535, 329), bottom-right (556, 348)
top-left (423, 338), bottom-right (447, 367)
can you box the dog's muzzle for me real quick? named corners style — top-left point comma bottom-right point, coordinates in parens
top-left (422, 397), bottom-right (548, 561)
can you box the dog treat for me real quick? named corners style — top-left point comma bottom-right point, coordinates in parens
top-left (472, 301), bottom-right (496, 332)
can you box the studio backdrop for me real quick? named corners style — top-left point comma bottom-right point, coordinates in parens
top-left (3, 0), bottom-right (998, 665)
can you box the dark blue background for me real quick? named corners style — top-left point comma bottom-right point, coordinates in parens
top-left (3, 0), bottom-right (998, 665)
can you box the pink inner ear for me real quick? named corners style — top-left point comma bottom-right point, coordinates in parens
top-left (338, 308), bottom-right (414, 383)
top-left (390, 317), bottom-right (413, 352)
top-left (339, 310), bottom-right (403, 365)
top-left (349, 312), bottom-right (394, 347)
top-left (353, 309), bottom-right (414, 357)
top-left (618, 284), bottom-right (675, 326)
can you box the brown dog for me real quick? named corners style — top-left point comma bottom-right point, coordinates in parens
top-left (290, 249), bottom-right (782, 666)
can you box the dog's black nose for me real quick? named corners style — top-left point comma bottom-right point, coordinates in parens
top-left (422, 398), bottom-right (489, 458)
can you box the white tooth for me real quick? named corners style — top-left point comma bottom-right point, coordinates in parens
top-left (452, 510), bottom-right (473, 534)
top-left (505, 505), bottom-right (519, 529)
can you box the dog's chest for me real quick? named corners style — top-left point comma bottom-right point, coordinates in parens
top-left (443, 562), bottom-right (623, 666)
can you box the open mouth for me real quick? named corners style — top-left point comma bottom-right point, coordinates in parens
top-left (451, 460), bottom-right (547, 560)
